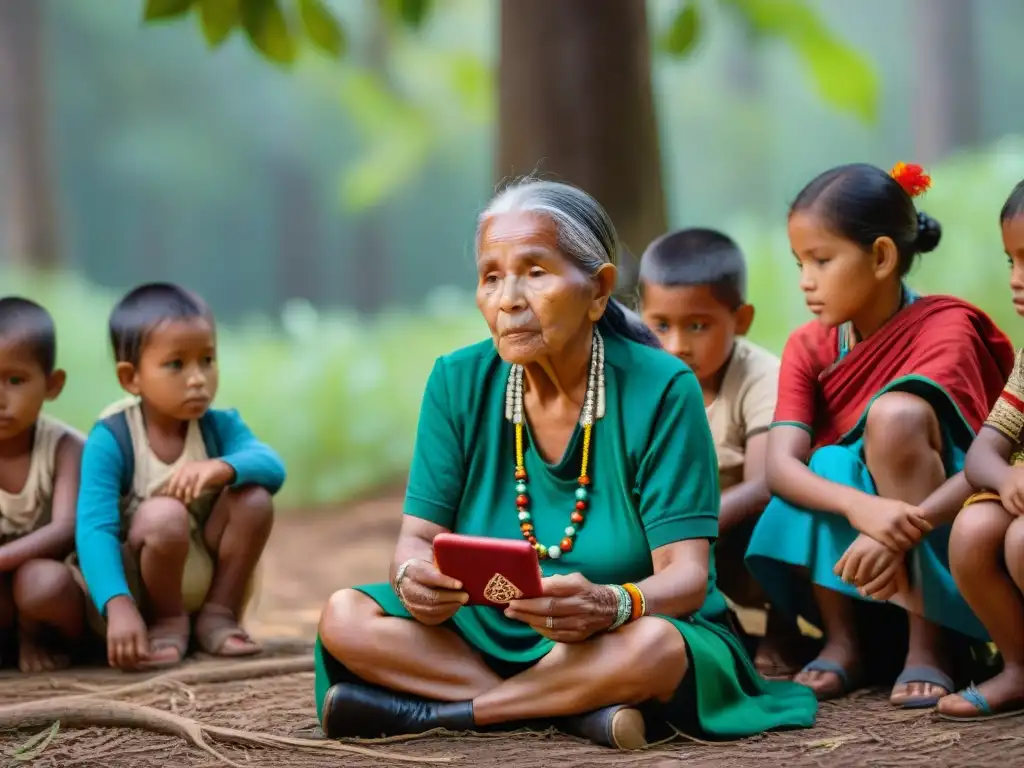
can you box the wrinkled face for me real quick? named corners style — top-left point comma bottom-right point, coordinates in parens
top-left (1003, 215), bottom-right (1024, 317)
top-left (640, 282), bottom-right (749, 383)
top-left (788, 210), bottom-right (887, 328)
top-left (0, 338), bottom-right (63, 441)
top-left (475, 211), bottom-right (612, 365)
top-left (118, 318), bottom-right (219, 422)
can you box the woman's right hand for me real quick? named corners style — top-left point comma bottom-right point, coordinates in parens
top-left (395, 559), bottom-right (469, 625)
top-left (846, 496), bottom-right (932, 551)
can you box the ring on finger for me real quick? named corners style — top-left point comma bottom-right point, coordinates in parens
top-left (545, 615), bottom-right (554, 630)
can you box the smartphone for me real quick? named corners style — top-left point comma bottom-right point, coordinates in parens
top-left (432, 532), bottom-right (543, 606)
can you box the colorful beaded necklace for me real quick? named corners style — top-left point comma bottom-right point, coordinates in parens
top-left (504, 329), bottom-right (606, 560)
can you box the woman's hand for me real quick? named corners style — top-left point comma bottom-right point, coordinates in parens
top-left (834, 534), bottom-right (905, 600)
top-left (395, 559), bottom-right (468, 625)
top-left (845, 496), bottom-right (932, 551)
top-left (504, 573), bottom-right (618, 643)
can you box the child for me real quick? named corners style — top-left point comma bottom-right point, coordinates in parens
top-left (938, 180), bottom-right (1024, 721)
top-left (0, 297), bottom-right (86, 672)
top-left (638, 228), bottom-right (806, 676)
top-left (744, 162), bottom-right (1015, 707)
top-left (74, 283), bottom-right (286, 671)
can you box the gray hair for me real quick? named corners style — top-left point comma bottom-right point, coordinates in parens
top-left (477, 179), bottom-right (660, 348)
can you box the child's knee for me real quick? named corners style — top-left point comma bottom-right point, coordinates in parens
top-left (12, 559), bottom-right (76, 613)
top-left (129, 497), bottom-right (191, 550)
top-left (950, 502), bottom-right (1011, 564)
top-left (1004, 516), bottom-right (1024, 561)
top-left (225, 485), bottom-right (274, 532)
top-left (864, 392), bottom-right (940, 465)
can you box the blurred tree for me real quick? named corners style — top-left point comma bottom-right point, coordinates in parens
top-left (912, 0), bottom-right (979, 164)
top-left (0, 0), bottom-right (61, 269)
top-left (497, 0), bottom-right (662, 294)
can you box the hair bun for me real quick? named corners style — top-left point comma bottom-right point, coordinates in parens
top-left (915, 211), bottom-right (942, 254)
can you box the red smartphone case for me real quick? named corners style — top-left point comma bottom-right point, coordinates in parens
top-left (432, 533), bottom-right (543, 606)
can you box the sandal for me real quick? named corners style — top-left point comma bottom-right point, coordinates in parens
top-left (937, 685), bottom-right (1024, 722)
top-left (194, 604), bottom-right (262, 657)
top-left (797, 658), bottom-right (861, 701)
top-left (889, 665), bottom-right (953, 709)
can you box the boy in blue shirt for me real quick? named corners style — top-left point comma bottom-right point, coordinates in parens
top-left (74, 283), bottom-right (286, 670)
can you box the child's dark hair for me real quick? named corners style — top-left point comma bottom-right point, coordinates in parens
top-left (790, 163), bottom-right (941, 277)
top-left (638, 228), bottom-right (746, 310)
top-left (1001, 180), bottom-right (1024, 223)
top-left (109, 283), bottom-right (212, 366)
top-left (0, 297), bottom-right (57, 375)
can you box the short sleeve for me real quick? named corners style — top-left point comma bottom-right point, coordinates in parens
top-left (635, 371), bottom-right (719, 550)
top-left (740, 355), bottom-right (779, 438)
top-left (984, 348), bottom-right (1024, 443)
top-left (403, 357), bottom-right (465, 528)
top-left (771, 330), bottom-right (819, 433)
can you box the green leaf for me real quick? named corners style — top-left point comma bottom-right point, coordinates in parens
top-left (299, 0), bottom-right (346, 57)
top-left (721, 0), bottom-right (878, 123)
top-left (12, 721), bottom-right (60, 761)
top-left (661, 2), bottom-right (701, 57)
top-left (382, 0), bottom-right (432, 29)
top-left (198, 0), bottom-right (239, 47)
top-left (143, 0), bottom-right (196, 21)
top-left (240, 0), bottom-right (297, 65)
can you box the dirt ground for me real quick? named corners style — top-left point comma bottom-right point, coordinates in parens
top-left (3, 493), bottom-right (1024, 767)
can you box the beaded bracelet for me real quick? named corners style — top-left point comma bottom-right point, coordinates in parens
top-left (622, 582), bottom-right (647, 620)
top-left (607, 584), bottom-right (632, 630)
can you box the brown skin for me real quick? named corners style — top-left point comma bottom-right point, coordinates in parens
top-left (770, 210), bottom-right (970, 703)
top-left (937, 214), bottom-right (1024, 717)
top-left (640, 281), bottom-right (805, 673)
top-left (319, 210), bottom-right (708, 723)
top-left (0, 338), bottom-right (86, 672)
top-left (104, 318), bottom-right (267, 670)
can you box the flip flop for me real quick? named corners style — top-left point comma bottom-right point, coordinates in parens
top-left (890, 665), bottom-right (954, 709)
top-left (138, 633), bottom-right (187, 671)
top-left (797, 658), bottom-right (860, 701)
top-left (937, 685), bottom-right (1024, 722)
top-left (195, 604), bottom-right (262, 657)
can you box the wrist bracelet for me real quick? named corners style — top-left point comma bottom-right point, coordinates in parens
top-left (607, 584), bottom-right (632, 630)
top-left (393, 559), bottom-right (418, 604)
top-left (623, 582), bottom-right (647, 620)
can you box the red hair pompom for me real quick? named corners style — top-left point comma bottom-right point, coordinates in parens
top-left (889, 162), bottom-right (932, 198)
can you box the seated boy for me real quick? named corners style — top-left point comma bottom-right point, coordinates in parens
top-left (74, 283), bottom-right (286, 671)
top-left (0, 297), bottom-right (86, 672)
top-left (638, 228), bottom-right (806, 676)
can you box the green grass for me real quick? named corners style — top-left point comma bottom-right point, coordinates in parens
top-left (5, 138), bottom-right (1024, 509)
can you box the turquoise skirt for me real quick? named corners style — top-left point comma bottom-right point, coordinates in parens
top-left (745, 434), bottom-right (988, 642)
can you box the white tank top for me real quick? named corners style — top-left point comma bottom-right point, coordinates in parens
top-left (0, 415), bottom-right (77, 538)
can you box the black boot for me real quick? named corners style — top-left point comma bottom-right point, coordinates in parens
top-left (561, 705), bottom-right (647, 749)
top-left (320, 682), bottom-right (476, 739)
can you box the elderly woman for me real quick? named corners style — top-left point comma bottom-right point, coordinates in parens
top-left (314, 180), bottom-right (818, 748)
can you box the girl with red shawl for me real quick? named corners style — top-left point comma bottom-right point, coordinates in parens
top-left (745, 162), bottom-right (1014, 708)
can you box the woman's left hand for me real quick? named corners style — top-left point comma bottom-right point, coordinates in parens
top-left (504, 573), bottom-right (619, 643)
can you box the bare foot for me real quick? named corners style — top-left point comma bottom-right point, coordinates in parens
top-left (793, 641), bottom-right (860, 700)
top-left (753, 612), bottom-right (816, 678)
top-left (937, 665), bottom-right (1024, 719)
top-left (140, 613), bottom-right (190, 669)
top-left (18, 628), bottom-right (71, 674)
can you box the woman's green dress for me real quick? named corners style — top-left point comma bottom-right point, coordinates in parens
top-left (315, 331), bottom-right (817, 738)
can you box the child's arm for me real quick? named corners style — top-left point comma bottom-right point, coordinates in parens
top-left (964, 427), bottom-right (1017, 496)
top-left (0, 432), bottom-right (82, 572)
top-left (718, 432), bottom-right (770, 533)
top-left (75, 424), bottom-right (134, 616)
top-left (719, 362), bottom-right (776, 533)
top-left (209, 408), bottom-right (286, 493)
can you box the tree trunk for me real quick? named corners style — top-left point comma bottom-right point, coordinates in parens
top-left (496, 0), bottom-right (666, 299)
top-left (273, 160), bottom-right (321, 307)
top-left (0, 0), bottom-right (60, 269)
top-left (911, 0), bottom-right (979, 164)
top-left (349, 0), bottom-right (392, 315)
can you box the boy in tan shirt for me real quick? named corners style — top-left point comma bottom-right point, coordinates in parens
top-left (639, 227), bottom-right (808, 676)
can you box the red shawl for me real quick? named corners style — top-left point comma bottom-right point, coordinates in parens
top-left (774, 295), bottom-right (1015, 448)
